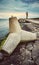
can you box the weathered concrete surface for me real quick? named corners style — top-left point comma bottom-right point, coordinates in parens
top-left (21, 30), bottom-right (36, 41)
top-left (2, 33), bottom-right (21, 54)
top-left (9, 17), bottom-right (21, 33)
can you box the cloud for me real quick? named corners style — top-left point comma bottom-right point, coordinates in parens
top-left (0, 12), bottom-right (26, 19)
top-left (0, 0), bottom-right (39, 13)
top-left (27, 2), bottom-right (39, 13)
top-left (21, 0), bottom-right (39, 4)
top-left (31, 2), bottom-right (39, 8)
top-left (0, 0), bottom-right (39, 18)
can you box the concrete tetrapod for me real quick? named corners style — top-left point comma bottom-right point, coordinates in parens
top-left (2, 17), bottom-right (37, 54)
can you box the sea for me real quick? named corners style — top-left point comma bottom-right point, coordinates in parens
top-left (0, 19), bottom-right (9, 40)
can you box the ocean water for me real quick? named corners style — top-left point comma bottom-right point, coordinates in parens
top-left (0, 19), bottom-right (9, 40)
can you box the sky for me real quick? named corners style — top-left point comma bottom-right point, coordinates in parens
top-left (0, 0), bottom-right (39, 19)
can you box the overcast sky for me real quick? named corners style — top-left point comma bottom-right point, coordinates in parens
top-left (0, 0), bottom-right (39, 18)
